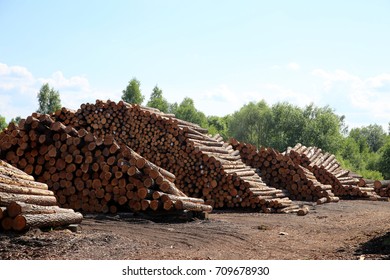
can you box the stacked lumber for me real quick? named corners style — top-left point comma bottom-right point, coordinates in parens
top-left (286, 144), bottom-right (382, 200)
top-left (373, 180), bottom-right (390, 198)
top-left (52, 100), bottom-right (299, 213)
top-left (0, 115), bottom-right (212, 215)
top-left (0, 159), bottom-right (82, 231)
top-left (229, 139), bottom-right (338, 204)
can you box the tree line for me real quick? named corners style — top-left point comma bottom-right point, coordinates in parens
top-left (1, 78), bottom-right (390, 180)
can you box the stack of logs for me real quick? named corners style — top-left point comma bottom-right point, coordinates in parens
top-left (373, 180), bottom-right (390, 198)
top-left (286, 144), bottom-right (382, 200)
top-left (0, 114), bottom-right (212, 216)
top-left (0, 159), bottom-right (82, 231)
top-left (50, 100), bottom-right (300, 213)
top-left (229, 139), bottom-right (338, 204)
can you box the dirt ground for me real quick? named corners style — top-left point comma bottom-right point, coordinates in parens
top-left (1, 200), bottom-right (389, 260)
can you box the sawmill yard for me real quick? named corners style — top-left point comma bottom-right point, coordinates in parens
top-left (0, 199), bottom-right (390, 260)
top-left (1, 100), bottom-right (390, 260)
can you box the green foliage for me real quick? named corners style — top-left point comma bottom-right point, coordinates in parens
top-left (349, 124), bottom-right (386, 153)
top-left (172, 97), bottom-right (207, 127)
top-left (146, 85), bottom-right (169, 112)
top-left (359, 170), bottom-right (383, 180)
top-left (228, 101), bottom-right (344, 153)
top-left (228, 101), bottom-right (273, 148)
top-left (378, 141), bottom-right (390, 179)
top-left (10, 116), bottom-right (22, 125)
top-left (269, 102), bottom-right (306, 151)
top-left (37, 83), bottom-right (62, 114)
top-left (0, 115), bottom-right (7, 131)
top-left (206, 115), bottom-right (230, 140)
top-left (121, 78), bottom-right (144, 104)
top-left (301, 105), bottom-right (344, 154)
top-left (168, 102), bottom-right (178, 115)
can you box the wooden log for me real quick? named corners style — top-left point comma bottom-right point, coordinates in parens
top-left (159, 193), bottom-right (205, 204)
top-left (0, 192), bottom-right (58, 206)
top-left (7, 201), bottom-right (74, 218)
top-left (0, 164), bottom-right (34, 181)
top-left (297, 206), bottom-right (309, 216)
top-left (12, 212), bottom-right (83, 231)
top-left (174, 200), bottom-right (212, 212)
top-left (1, 216), bottom-right (13, 230)
top-left (0, 173), bottom-right (49, 190)
top-left (159, 180), bottom-right (186, 197)
top-left (0, 206), bottom-right (5, 219)
top-left (0, 183), bottom-right (54, 196)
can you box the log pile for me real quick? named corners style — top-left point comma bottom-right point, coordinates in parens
top-left (0, 115), bottom-right (212, 216)
top-left (229, 139), bottom-right (338, 204)
top-left (0, 159), bottom-right (82, 231)
top-left (373, 180), bottom-right (390, 198)
top-left (51, 100), bottom-right (300, 213)
top-left (286, 144), bottom-right (382, 200)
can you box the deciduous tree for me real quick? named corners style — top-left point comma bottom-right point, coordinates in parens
top-left (121, 78), bottom-right (144, 104)
top-left (37, 83), bottom-right (61, 114)
top-left (146, 85), bottom-right (169, 112)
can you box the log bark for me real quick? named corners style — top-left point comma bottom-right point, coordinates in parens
top-left (0, 183), bottom-right (54, 196)
top-left (174, 200), bottom-right (213, 212)
top-left (7, 201), bottom-right (74, 218)
top-left (12, 212), bottom-right (83, 231)
top-left (0, 192), bottom-right (58, 206)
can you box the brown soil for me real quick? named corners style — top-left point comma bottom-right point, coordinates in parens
top-left (1, 200), bottom-right (389, 260)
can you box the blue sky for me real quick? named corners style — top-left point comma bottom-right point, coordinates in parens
top-left (1, 0), bottom-right (390, 130)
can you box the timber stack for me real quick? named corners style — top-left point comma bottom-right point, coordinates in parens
top-left (0, 115), bottom-right (212, 216)
top-left (0, 159), bottom-right (82, 231)
top-left (52, 100), bottom-right (300, 213)
top-left (286, 144), bottom-right (382, 200)
top-left (373, 180), bottom-right (390, 198)
top-left (229, 139), bottom-right (338, 204)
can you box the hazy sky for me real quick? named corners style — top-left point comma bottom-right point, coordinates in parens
top-left (1, 0), bottom-right (390, 130)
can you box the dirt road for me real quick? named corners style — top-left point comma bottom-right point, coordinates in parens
top-left (1, 200), bottom-right (389, 260)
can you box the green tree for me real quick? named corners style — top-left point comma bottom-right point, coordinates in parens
top-left (173, 97), bottom-right (207, 127)
top-left (37, 83), bottom-right (61, 114)
top-left (207, 115), bottom-right (230, 139)
top-left (301, 105), bottom-right (344, 154)
top-left (121, 78), bottom-right (144, 104)
top-left (269, 102), bottom-right (306, 151)
top-left (10, 116), bottom-right (21, 125)
top-left (378, 141), bottom-right (390, 179)
top-left (228, 101), bottom-right (273, 148)
top-left (146, 85), bottom-right (169, 112)
top-left (349, 124), bottom-right (386, 153)
top-left (168, 102), bottom-right (178, 115)
top-left (0, 115), bottom-right (7, 131)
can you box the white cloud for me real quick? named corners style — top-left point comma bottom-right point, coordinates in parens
top-left (0, 62), bottom-right (119, 122)
top-left (194, 82), bottom-right (318, 116)
top-left (313, 68), bottom-right (390, 129)
top-left (38, 71), bottom-right (91, 92)
top-left (0, 62), bottom-right (35, 92)
top-left (287, 62), bottom-right (300, 71)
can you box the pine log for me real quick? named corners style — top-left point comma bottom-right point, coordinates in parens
top-left (0, 206), bottom-right (5, 219)
top-left (0, 192), bottom-right (58, 206)
top-left (0, 174), bottom-right (49, 190)
top-left (12, 212), bottom-right (83, 231)
top-left (0, 183), bottom-right (54, 196)
top-left (7, 201), bottom-right (74, 218)
top-left (174, 200), bottom-right (213, 212)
